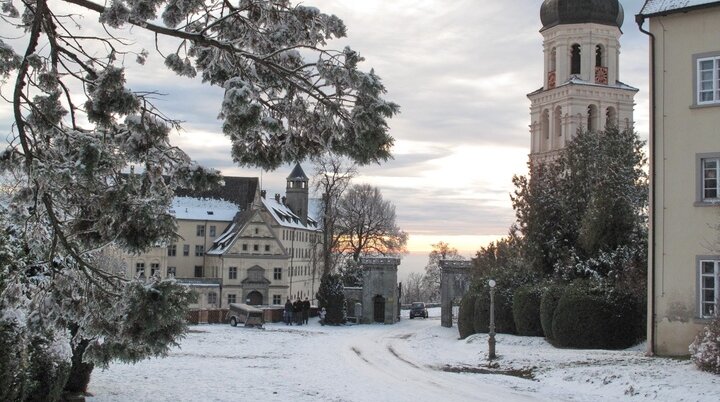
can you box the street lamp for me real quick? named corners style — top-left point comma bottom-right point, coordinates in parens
top-left (488, 279), bottom-right (497, 360)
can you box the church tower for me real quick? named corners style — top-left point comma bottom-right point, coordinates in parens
top-left (285, 163), bottom-right (309, 224)
top-left (529, 0), bottom-right (637, 162)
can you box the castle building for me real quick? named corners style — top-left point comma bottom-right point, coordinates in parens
top-left (112, 164), bottom-right (322, 309)
top-left (528, 0), bottom-right (637, 162)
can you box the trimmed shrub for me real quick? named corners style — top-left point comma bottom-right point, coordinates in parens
top-left (472, 288), bottom-right (516, 335)
top-left (458, 293), bottom-right (478, 339)
top-left (540, 284), bottom-right (564, 341)
top-left (552, 282), bottom-right (643, 349)
top-left (472, 291), bottom-right (490, 334)
top-left (690, 315), bottom-right (720, 374)
top-left (512, 285), bottom-right (544, 337)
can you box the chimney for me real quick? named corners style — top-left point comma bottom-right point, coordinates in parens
top-left (274, 193), bottom-right (280, 202)
top-left (260, 190), bottom-right (266, 199)
top-left (281, 196), bottom-right (286, 205)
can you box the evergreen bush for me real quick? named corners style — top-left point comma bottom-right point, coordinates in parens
top-left (458, 293), bottom-right (478, 339)
top-left (316, 273), bottom-right (346, 325)
top-left (25, 335), bottom-right (71, 402)
top-left (472, 288), bottom-right (516, 334)
top-left (552, 282), bottom-right (643, 349)
top-left (690, 315), bottom-right (720, 375)
top-left (540, 284), bottom-right (564, 341)
top-left (512, 285), bottom-right (544, 337)
top-left (0, 321), bottom-right (28, 402)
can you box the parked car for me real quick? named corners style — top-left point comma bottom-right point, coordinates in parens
top-left (409, 302), bottom-right (428, 319)
top-left (226, 303), bottom-right (264, 328)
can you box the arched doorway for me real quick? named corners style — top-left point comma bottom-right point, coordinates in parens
top-left (373, 295), bottom-right (385, 323)
top-left (247, 291), bottom-right (263, 305)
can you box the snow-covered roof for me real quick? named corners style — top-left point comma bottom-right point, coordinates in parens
top-left (639, 0), bottom-right (720, 16)
top-left (261, 197), bottom-right (319, 231)
top-left (206, 210), bottom-right (255, 255)
top-left (170, 196), bottom-right (240, 222)
top-left (527, 77), bottom-right (638, 97)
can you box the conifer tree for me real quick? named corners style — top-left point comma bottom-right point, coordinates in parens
top-left (316, 273), bottom-right (346, 325)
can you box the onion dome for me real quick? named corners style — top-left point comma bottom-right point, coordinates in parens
top-left (540, 0), bottom-right (624, 31)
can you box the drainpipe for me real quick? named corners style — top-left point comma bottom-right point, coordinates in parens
top-left (636, 13), bottom-right (656, 356)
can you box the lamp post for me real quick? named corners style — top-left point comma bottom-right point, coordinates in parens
top-left (488, 279), bottom-right (496, 360)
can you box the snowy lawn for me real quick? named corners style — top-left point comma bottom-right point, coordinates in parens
top-left (88, 308), bottom-right (720, 401)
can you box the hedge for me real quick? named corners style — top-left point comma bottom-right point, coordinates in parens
top-left (458, 293), bottom-right (478, 339)
top-left (540, 284), bottom-right (564, 342)
top-left (472, 289), bottom-right (516, 335)
top-left (512, 285), bottom-right (544, 337)
top-left (551, 283), bottom-right (644, 349)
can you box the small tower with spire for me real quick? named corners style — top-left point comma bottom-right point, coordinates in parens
top-left (285, 163), bottom-right (309, 224)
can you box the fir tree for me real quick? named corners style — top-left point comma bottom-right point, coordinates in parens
top-left (316, 273), bottom-right (346, 325)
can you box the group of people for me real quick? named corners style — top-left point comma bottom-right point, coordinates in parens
top-left (284, 297), bottom-right (310, 325)
top-left (283, 297), bottom-right (327, 325)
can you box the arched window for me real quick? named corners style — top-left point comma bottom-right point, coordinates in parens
top-left (606, 107), bottom-right (617, 128)
top-left (587, 105), bottom-right (598, 132)
top-left (554, 106), bottom-right (562, 138)
top-left (541, 109), bottom-right (550, 150)
top-left (571, 44), bottom-right (581, 75)
top-left (595, 44), bottom-right (604, 67)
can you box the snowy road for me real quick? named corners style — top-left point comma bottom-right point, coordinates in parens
top-left (336, 318), bottom-right (541, 402)
top-left (88, 308), bottom-right (720, 401)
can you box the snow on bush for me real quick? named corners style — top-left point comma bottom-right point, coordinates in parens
top-left (690, 315), bottom-right (720, 375)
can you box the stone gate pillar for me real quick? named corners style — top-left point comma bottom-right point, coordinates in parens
top-left (439, 260), bottom-right (472, 328)
top-left (360, 257), bottom-right (400, 324)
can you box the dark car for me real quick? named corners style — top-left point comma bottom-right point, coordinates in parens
top-left (409, 302), bottom-right (428, 319)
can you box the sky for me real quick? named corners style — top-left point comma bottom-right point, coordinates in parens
top-left (157, 0), bottom-right (651, 255)
top-left (1, 1), bottom-right (651, 269)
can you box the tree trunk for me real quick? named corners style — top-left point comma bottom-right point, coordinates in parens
top-left (64, 338), bottom-right (94, 393)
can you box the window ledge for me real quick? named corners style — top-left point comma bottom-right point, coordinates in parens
top-left (690, 102), bottom-right (720, 109)
top-left (694, 201), bottom-right (720, 207)
top-left (694, 317), bottom-right (713, 324)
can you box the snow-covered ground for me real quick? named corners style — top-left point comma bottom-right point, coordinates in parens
top-left (88, 308), bottom-right (720, 401)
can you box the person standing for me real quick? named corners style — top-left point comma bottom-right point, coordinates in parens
top-left (284, 297), bottom-right (293, 325)
top-left (302, 297), bottom-right (310, 325)
top-left (293, 298), bottom-right (303, 325)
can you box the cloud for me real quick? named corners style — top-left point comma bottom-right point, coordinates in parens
top-left (0, 0), bottom-right (652, 253)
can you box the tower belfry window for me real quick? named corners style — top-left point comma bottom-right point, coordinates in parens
top-left (570, 44), bottom-right (581, 75)
top-left (595, 45), bottom-right (603, 67)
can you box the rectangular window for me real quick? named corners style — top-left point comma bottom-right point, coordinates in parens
top-left (136, 262), bottom-right (145, 277)
top-left (273, 294), bottom-right (281, 305)
top-left (167, 266), bottom-right (176, 277)
top-left (703, 157), bottom-right (719, 201)
top-left (194, 265), bottom-right (203, 278)
top-left (274, 267), bottom-right (282, 280)
top-left (195, 245), bottom-right (204, 257)
top-left (265, 244), bottom-right (270, 252)
top-left (700, 259), bottom-right (720, 318)
top-left (208, 292), bottom-right (217, 305)
top-left (253, 244), bottom-right (259, 252)
top-left (229, 266), bottom-right (237, 280)
top-left (150, 263), bottom-right (160, 277)
top-left (698, 56), bottom-right (720, 104)
top-left (227, 294), bottom-right (236, 305)
top-left (242, 244), bottom-right (247, 251)
top-left (196, 225), bottom-right (205, 237)
top-left (209, 225), bottom-right (216, 237)
top-left (183, 244), bottom-right (190, 256)
top-left (167, 244), bottom-right (176, 257)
